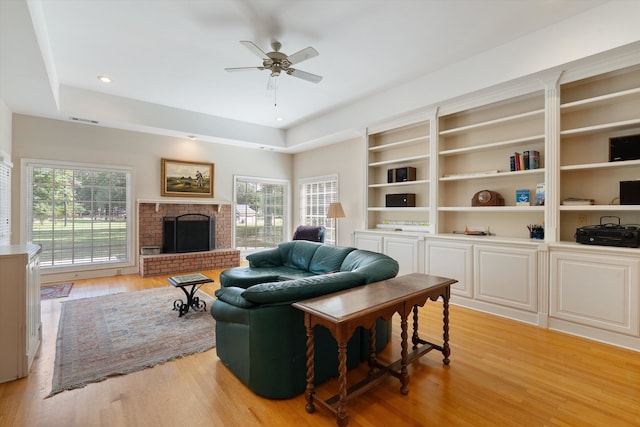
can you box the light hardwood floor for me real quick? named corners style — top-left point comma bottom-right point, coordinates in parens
top-left (1, 269), bottom-right (639, 427)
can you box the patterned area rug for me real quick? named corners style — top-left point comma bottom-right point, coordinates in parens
top-left (48, 286), bottom-right (215, 397)
top-left (41, 283), bottom-right (73, 300)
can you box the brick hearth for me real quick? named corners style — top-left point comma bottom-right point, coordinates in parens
top-left (139, 249), bottom-right (240, 277)
top-left (137, 202), bottom-right (240, 277)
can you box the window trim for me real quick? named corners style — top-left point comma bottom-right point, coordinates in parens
top-left (21, 158), bottom-right (135, 274)
top-left (298, 174), bottom-right (339, 245)
top-left (233, 174), bottom-right (291, 249)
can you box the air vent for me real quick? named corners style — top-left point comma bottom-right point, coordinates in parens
top-left (70, 117), bottom-right (99, 124)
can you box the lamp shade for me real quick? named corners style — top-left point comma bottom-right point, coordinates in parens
top-left (326, 202), bottom-right (346, 219)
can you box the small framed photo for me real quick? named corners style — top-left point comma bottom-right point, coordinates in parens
top-left (161, 158), bottom-right (214, 197)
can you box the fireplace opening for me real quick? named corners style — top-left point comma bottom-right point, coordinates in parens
top-left (162, 213), bottom-right (215, 253)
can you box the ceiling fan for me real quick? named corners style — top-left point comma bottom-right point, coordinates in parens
top-left (225, 41), bottom-right (323, 85)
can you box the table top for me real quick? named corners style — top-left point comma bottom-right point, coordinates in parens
top-left (168, 273), bottom-right (213, 287)
top-left (292, 273), bottom-right (456, 323)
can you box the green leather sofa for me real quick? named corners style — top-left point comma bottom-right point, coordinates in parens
top-left (211, 240), bottom-right (399, 399)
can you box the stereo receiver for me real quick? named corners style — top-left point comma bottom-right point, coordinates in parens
top-left (575, 217), bottom-right (640, 248)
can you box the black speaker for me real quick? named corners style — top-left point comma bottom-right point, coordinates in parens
top-left (620, 180), bottom-right (640, 205)
top-left (387, 167), bottom-right (416, 183)
top-left (385, 193), bottom-right (416, 207)
top-left (610, 134), bottom-right (640, 162)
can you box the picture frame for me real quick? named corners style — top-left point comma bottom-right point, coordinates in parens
top-left (161, 158), bottom-right (214, 197)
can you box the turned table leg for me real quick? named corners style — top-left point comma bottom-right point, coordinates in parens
top-left (442, 293), bottom-right (451, 365)
top-left (400, 312), bottom-right (410, 395)
top-left (304, 318), bottom-right (316, 414)
top-left (336, 342), bottom-right (349, 426)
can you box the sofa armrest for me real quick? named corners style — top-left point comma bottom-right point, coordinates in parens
top-left (241, 271), bottom-right (365, 304)
top-left (246, 247), bottom-right (284, 268)
top-left (215, 286), bottom-right (256, 308)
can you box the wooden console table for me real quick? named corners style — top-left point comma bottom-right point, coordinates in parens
top-left (292, 273), bottom-right (456, 427)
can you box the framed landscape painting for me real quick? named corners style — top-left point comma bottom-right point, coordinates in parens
top-left (161, 158), bottom-right (214, 197)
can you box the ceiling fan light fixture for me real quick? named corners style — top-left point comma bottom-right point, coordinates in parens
top-left (226, 40), bottom-right (322, 85)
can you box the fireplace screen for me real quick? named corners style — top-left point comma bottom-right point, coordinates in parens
top-left (162, 214), bottom-right (215, 253)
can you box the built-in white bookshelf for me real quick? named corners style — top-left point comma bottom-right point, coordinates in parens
top-left (558, 63), bottom-right (640, 242)
top-left (366, 119), bottom-right (430, 230)
top-left (436, 91), bottom-right (546, 239)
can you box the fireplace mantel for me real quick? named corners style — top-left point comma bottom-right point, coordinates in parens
top-left (137, 198), bottom-right (232, 212)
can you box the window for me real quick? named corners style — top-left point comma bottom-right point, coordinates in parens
top-left (23, 160), bottom-right (132, 269)
top-left (0, 153), bottom-right (10, 245)
top-left (234, 176), bottom-right (289, 253)
top-left (299, 175), bottom-right (338, 244)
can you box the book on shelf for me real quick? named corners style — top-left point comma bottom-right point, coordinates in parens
top-left (535, 183), bottom-right (545, 206)
top-left (561, 197), bottom-right (595, 205)
top-left (510, 150), bottom-right (540, 172)
top-left (516, 189), bottom-right (530, 206)
top-left (528, 150), bottom-right (540, 169)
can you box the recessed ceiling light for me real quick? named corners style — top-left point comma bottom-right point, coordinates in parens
top-left (276, 117), bottom-right (284, 122)
top-left (97, 75), bottom-right (112, 83)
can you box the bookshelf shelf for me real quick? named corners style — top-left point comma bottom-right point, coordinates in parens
top-left (438, 206), bottom-right (544, 213)
top-left (440, 168), bottom-right (544, 182)
top-left (368, 179), bottom-right (430, 188)
top-left (559, 205), bottom-right (640, 211)
top-left (438, 134), bottom-right (544, 156)
top-left (560, 86), bottom-right (640, 112)
top-left (439, 109), bottom-right (545, 136)
top-left (560, 159), bottom-right (640, 171)
top-left (368, 154), bottom-right (429, 167)
top-left (368, 135), bottom-right (429, 152)
top-left (367, 206), bottom-right (430, 212)
top-left (560, 118), bottom-right (640, 137)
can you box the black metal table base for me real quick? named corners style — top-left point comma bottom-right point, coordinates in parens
top-left (172, 283), bottom-right (207, 317)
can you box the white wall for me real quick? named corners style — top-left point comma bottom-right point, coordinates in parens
top-left (0, 99), bottom-right (11, 157)
top-left (10, 114), bottom-right (293, 254)
top-left (293, 136), bottom-right (364, 246)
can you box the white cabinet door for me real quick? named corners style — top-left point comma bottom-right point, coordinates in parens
top-left (353, 232), bottom-right (383, 253)
top-left (474, 244), bottom-right (538, 312)
top-left (425, 240), bottom-right (473, 298)
top-left (383, 236), bottom-right (420, 276)
top-left (550, 251), bottom-right (639, 336)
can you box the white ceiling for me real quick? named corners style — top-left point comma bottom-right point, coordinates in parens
top-left (0, 0), bottom-right (610, 151)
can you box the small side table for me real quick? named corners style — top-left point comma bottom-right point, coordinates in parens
top-left (167, 273), bottom-right (213, 317)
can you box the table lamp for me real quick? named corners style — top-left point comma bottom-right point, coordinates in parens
top-left (326, 202), bottom-right (346, 245)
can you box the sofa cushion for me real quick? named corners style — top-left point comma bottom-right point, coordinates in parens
top-left (241, 271), bottom-right (365, 304)
top-left (278, 240), bottom-right (322, 271)
top-left (308, 245), bottom-right (356, 274)
top-left (246, 247), bottom-right (283, 268)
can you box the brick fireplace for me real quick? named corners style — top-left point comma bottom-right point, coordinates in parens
top-left (137, 201), bottom-right (240, 276)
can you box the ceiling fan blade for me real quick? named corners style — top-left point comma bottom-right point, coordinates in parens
top-left (240, 40), bottom-right (269, 60)
top-left (288, 68), bottom-right (323, 83)
top-left (225, 66), bottom-right (265, 72)
top-left (286, 47), bottom-right (319, 65)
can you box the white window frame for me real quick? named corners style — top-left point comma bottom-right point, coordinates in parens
top-left (299, 174), bottom-right (339, 245)
top-left (0, 149), bottom-right (11, 245)
top-left (21, 158), bottom-right (134, 273)
top-left (233, 175), bottom-right (290, 254)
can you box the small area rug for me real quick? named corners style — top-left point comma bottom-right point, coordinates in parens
top-left (41, 283), bottom-right (73, 300)
top-left (48, 286), bottom-right (215, 397)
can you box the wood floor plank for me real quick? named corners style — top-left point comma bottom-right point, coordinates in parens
top-left (1, 269), bottom-right (639, 426)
